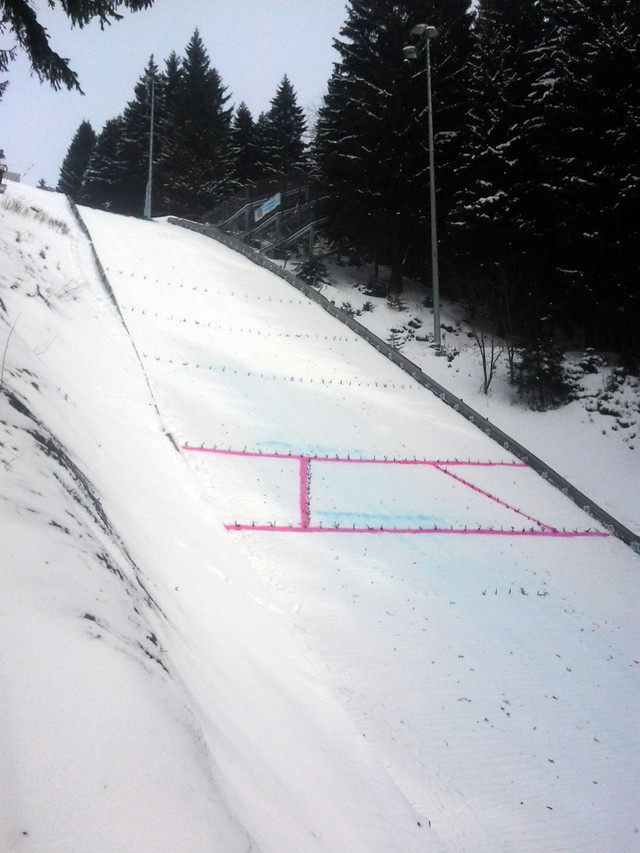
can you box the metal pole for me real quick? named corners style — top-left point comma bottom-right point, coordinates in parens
top-left (425, 37), bottom-right (441, 348)
top-left (144, 75), bottom-right (154, 219)
top-left (309, 207), bottom-right (315, 259)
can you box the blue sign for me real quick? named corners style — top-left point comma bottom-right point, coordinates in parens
top-left (254, 192), bottom-right (281, 222)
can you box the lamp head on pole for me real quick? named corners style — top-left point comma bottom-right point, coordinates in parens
top-left (404, 24), bottom-right (438, 61)
top-left (411, 23), bottom-right (438, 39)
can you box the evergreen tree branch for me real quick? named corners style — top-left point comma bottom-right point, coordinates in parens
top-left (0, 0), bottom-right (155, 91)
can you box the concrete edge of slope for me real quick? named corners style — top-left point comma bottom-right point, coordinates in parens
top-left (66, 197), bottom-right (179, 452)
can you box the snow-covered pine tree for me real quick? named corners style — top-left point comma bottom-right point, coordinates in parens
top-left (81, 117), bottom-right (126, 210)
top-left (113, 55), bottom-right (159, 215)
top-left (151, 50), bottom-right (184, 213)
top-left (316, 0), bottom-right (427, 293)
top-left (250, 112), bottom-right (274, 185)
top-left (163, 29), bottom-right (233, 216)
top-left (530, 0), bottom-right (640, 356)
top-left (162, 49), bottom-right (183, 93)
top-left (261, 75), bottom-right (308, 178)
top-left (57, 120), bottom-right (96, 200)
top-left (451, 0), bottom-right (545, 348)
top-left (230, 102), bottom-right (260, 187)
top-left (315, 0), bottom-right (472, 294)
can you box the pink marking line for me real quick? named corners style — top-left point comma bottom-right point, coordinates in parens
top-left (224, 523), bottom-right (609, 538)
top-left (181, 445), bottom-right (524, 468)
top-left (434, 464), bottom-right (555, 532)
top-left (183, 445), bottom-right (300, 460)
top-left (299, 455), bottom-right (310, 528)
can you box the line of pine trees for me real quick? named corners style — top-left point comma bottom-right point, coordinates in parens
top-left (58, 29), bottom-right (308, 218)
top-left (58, 3), bottom-right (639, 361)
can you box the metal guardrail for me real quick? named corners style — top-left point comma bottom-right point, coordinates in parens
top-left (204, 183), bottom-right (313, 232)
top-left (67, 198), bottom-right (122, 318)
top-left (261, 217), bottom-right (328, 253)
top-left (164, 215), bottom-right (638, 553)
top-left (217, 199), bottom-right (263, 230)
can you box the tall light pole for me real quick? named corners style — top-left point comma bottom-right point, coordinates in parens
top-left (403, 24), bottom-right (441, 348)
top-left (143, 73), bottom-right (155, 219)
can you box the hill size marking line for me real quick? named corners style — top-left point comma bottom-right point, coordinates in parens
top-left (223, 524), bottom-right (608, 537)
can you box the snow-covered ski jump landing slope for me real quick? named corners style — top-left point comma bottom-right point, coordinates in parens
top-left (80, 204), bottom-right (639, 852)
top-left (1, 182), bottom-right (638, 853)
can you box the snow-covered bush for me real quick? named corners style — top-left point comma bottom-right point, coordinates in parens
top-left (579, 347), bottom-right (607, 375)
top-left (293, 258), bottom-right (331, 287)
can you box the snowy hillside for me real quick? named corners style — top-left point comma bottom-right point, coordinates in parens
top-left (1, 182), bottom-right (638, 853)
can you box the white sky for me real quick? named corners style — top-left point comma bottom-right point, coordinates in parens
top-left (0, 0), bottom-right (348, 186)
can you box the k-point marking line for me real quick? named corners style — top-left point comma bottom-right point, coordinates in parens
top-left (181, 445), bottom-right (527, 467)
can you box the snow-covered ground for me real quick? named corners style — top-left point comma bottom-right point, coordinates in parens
top-left (1, 182), bottom-right (638, 853)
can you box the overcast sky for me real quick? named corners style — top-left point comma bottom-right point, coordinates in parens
top-left (0, 0), bottom-right (348, 187)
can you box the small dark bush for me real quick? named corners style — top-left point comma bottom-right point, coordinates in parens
top-left (294, 259), bottom-right (330, 286)
top-left (514, 334), bottom-right (574, 410)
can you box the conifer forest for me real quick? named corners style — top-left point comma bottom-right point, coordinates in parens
top-left (55, 1), bottom-right (640, 364)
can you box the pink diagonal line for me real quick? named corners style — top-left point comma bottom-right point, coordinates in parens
top-left (434, 464), bottom-right (556, 532)
top-left (299, 456), bottom-right (310, 528)
top-left (224, 524), bottom-right (609, 538)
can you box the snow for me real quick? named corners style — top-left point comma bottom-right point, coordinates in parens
top-left (1, 182), bottom-right (639, 853)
